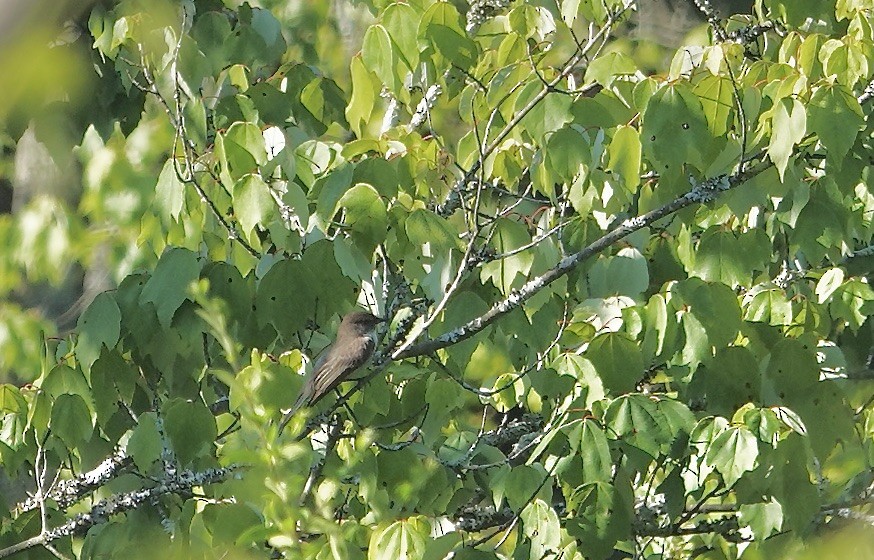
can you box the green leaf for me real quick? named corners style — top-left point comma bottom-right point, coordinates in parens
top-left (139, 248), bottom-right (201, 327)
top-left (490, 372), bottom-right (525, 413)
top-left (586, 332), bottom-right (644, 394)
top-left (692, 74), bottom-right (734, 136)
top-left (313, 164), bottom-right (354, 231)
top-left (604, 394), bottom-right (671, 458)
top-left (520, 498), bottom-right (560, 558)
top-left (404, 209), bottom-right (459, 250)
top-left (90, 350), bottom-right (136, 430)
top-left (739, 499), bottom-right (784, 540)
top-left (772, 406), bottom-right (807, 436)
top-left (763, 338), bottom-right (819, 402)
top-left (347, 55), bottom-right (378, 137)
top-left (608, 125), bottom-right (641, 191)
top-left (50, 394), bottom-right (94, 446)
top-left (790, 186), bottom-right (849, 263)
top-left (362, 24), bottom-right (396, 91)
top-left (767, 98), bottom-right (806, 181)
top-left (657, 398), bottom-right (696, 440)
top-left (235, 353), bottom-right (300, 415)
top-left (255, 245), bottom-right (356, 341)
top-left (519, 90), bottom-right (573, 143)
top-left (42, 364), bottom-right (93, 406)
top-left (579, 419), bottom-right (612, 482)
top-left (675, 279), bottom-right (742, 347)
top-left (155, 158), bottom-right (185, 220)
top-left (769, 0), bottom-right (835, 28)
top-left (28, 389), bottom-right (51, 440)
top-left (743, 407), bottom-right (782, 443)
top-left (203, 503), bottom-right (263, 545)
top-left (255, 259), bottom-right (311, 338)
top-left (797, 33), bottom-right (826, 79)
top-left (422, 534), bottom-right (462, 560)
top-left (553, 353), bottom-right (604, 407)
top-left (281, 179), bottom-right (309, 231)
top-left (203, 262), bottom-right (254, 324)
top-left (163, 399), bottom-right (217, 466)
top-left (743, 285), bottom-right (794, 326)
top-left (561, 0), bottom-right (582, 27)
top-left (480, 219), bottom-right (535, 295)
top-left (128, 412), bottom-right (162, 471)
top-left (830, 278), bottom-right (874, 331)
top-left (641, 294), bottom-right (671, 360)
top-left (338, 183), bottom-right (388, 253)
top-left (353, 158), bottom-right (400, 200)
top-left (76, 292), bottom-right (121, 372)
top-left (769, 435), bottom-right (820, 533)
top-left (815, 267), bottom-right (845, 304)
top-left (808, 84), bottom-right (863, 168)
top-left (223, 122), bottom-right (267, 176)
top-left (688, 347), bottom-right (760, 416)
top-left (587, 247), bottom-right (649, 298)
top-left (773, 177), bottom-right (808, 228)
top-left (586, 52), bottom-right (638, 85)
top-left (706, 426), bottom-right (758, 485)
top-left (233, 174), bottom-right (274, 242)
top-left (191, 12), bottom-right (232, 68)
top-left (368, 516), bottom-right (430, 560)
top-left (692, 229), bottom-right (762, 287)
top-left (565, 481), bottom-right (632, 559)
top-left (421, 3), bottom-right (476, 69)
top-left (546, 126), bottom-right (590, 184)
top-left (820, 37), bottom-right (868, 87)
top-left (508, 5), bottom-right (556, 41)
top-left (786, 380), bottom-right (855, 460)
top-left (383, 3), bottom-right (419, 72)
top-left (247, 83), bottom-right (291, 125)
top-left (250, 7), bottom-right (286, 60)
top-left (503, 464), bottom-right (548, 511)
top-left (0, 384), bottom-right (26, 414)
top-left (333, 237), bottom-right (374, 283)
top-left (642, 83), bottom-right (718, 173)
top-left (679, 311), bottom-right (709, 369)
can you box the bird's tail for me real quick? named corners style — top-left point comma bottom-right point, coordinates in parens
top-left (277, 393), bottom-right (307, 435)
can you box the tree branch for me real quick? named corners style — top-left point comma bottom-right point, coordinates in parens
top-left (396, 164), bottom-right (768, 360)
top-left (690, 0), bottom-right (728, 42)
top-left (15, 447), bottom-right (131, 514)
top-left (0, 466), bottom-right (239, 559)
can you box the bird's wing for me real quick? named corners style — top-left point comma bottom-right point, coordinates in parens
top-left (285, 346), bottom-right (330, 416)
top-left (310, 336), bottom-right (375, 400)
top-left (280, 337), bottom-right (375, 434)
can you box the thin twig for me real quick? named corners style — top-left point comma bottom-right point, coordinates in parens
top-left (299, 419), bottom-right (344, 505)
top-left (437, 1), bottom-right (634, 216)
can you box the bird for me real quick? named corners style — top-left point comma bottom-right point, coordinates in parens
top-left (278, 311), bottom-right (384, 433)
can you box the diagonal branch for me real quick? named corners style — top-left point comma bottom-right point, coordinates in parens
top-left (395, 163), bottom-right (769, 360)
top-left (15, 447), bottom-right (131, 514)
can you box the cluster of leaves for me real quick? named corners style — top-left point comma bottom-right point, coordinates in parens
top-left (1, 0), bottom-right (874, 559)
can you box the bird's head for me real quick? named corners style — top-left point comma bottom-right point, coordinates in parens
top-left (339, 311), bottom-right (385, 338)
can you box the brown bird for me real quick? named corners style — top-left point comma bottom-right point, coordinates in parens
top-left (278, 311), bottom-right (384, 432)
